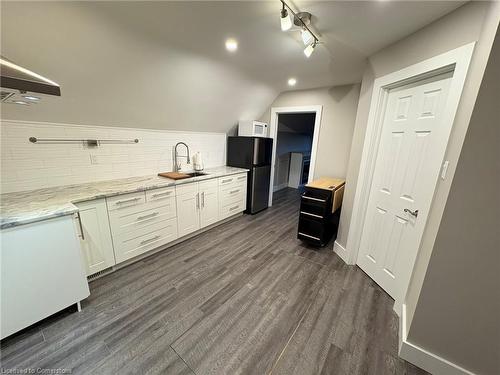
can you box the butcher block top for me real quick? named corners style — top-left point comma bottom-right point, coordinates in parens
top-left (306, 177), bottom-right (346, 213)
top-left (306, 177), bottom-right (345, 191)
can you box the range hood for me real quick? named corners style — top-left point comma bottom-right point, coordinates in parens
top-left (1, 56), bottom-right (60, 105)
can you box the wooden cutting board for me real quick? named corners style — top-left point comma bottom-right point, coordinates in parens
top-left (158, 172), bottom-right (190, 180)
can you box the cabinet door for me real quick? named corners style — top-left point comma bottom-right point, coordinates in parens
top-left (75, 199), bottom-right (115, 276)
top-left (200, 187), bottom-right (219, 228)
top-left (176, 189), bottom-right (200, 237)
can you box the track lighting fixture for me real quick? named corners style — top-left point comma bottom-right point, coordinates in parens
top-left (304, 42), bottom-right (316, 58)
top-left (280, 3), bottom-right (292, 31)
top-left (279, 1), bottom-right (319, 57)
top-left (301, 29), bottom-right (313, 45)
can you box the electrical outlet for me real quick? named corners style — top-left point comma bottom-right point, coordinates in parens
top-left (90, 154), bottom-right (98, 165)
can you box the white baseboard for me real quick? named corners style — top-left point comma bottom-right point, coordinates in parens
top-left (399, 304), bottom-right (477, 375)
top-left (332, 240), bottom-right (350, 264)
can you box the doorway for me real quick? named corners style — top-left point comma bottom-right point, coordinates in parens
top-left (357, 71), bottom-right (453, 302)
top-left (268, 105), bottom-right (323, 206)
top-left (273, 113), bottom-right (315, 193)
top-left (345, 43), bottom-right (475, 312)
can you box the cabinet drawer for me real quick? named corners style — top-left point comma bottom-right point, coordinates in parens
top-left (199, 178), bottom-right (218, 189)
top-left (176, 182), bottom-right (198, 196)
top-left (219, 179), bottom-right (246, 193)
top-left (220, 185), bottom-right (246, 204)
top-left (300, 199), bottom-right (329, 218)
top-left (107, 191), bottom-right (146, 211)
top-left (234, 173), bottom-right (248, 183)
top-left (220, 199), bottom-right (245, 219)
top-left (146, 186), bottom-right (175, 202)
top-left (109, 200), bottom-right (177, 236)
top-left (113, 218), bottom-right (178, 263)
top-left (218, 175), bottom-right (235, 186)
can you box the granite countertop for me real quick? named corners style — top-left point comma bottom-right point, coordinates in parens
top-left (0, 166), bottom-right (248, 229)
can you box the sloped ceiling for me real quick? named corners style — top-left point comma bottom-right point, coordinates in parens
top-left (278, 113), bottom-right (315, 134)
top-left (0, 1), bottom-right (464, 132)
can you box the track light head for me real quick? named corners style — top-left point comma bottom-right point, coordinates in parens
top-left (304, 41), bottom-right (316, 58)
top-left (280, 4), bottom-right (292, 31)
top-left (301, 29), bottom-right (313, 45)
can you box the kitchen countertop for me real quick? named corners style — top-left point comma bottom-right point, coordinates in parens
top-left (0, 166), bottom-right (248, 229)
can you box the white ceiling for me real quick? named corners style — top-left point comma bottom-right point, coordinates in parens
top-left (0, 1), bottom-right (465, 132)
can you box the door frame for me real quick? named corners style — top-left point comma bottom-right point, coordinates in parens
top-left (268, 105), bottom-right (323, 206)
top-left (344, 43), bottom-right (475, 304)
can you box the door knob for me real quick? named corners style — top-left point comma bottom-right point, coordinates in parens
top-left (404, 208), bottom-right (419, 217)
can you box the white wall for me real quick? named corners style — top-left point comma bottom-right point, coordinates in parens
top-left (335, 1), bottom-right (499, 372)
top-left (260, 84), bottom-right (361, 182)
top-left (0, 120), bottom-right (225, 193)
top-left (408, 27), bottom-right (500, 375)
top-left (337, 1), bottom-right (497, 253)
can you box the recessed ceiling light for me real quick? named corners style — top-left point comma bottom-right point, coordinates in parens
top-left (288, 78), bottom-right (297, 86)
top-left (23, 95), bottom-right (40, 101)
top-left (225, 38), bottom-right (238, 52)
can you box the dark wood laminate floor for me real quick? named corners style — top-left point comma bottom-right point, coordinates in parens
top-left (1, 188), bottom-right (427, 375)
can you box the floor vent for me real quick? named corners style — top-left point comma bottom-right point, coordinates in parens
top-left (87, 267), bottom-right (113, 281)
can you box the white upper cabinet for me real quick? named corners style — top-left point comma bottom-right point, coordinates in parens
top-left (74, 199), bottom-right (115, 276)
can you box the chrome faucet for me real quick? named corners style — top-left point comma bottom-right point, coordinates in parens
top-left (174, 142), bottom-right (190, 171)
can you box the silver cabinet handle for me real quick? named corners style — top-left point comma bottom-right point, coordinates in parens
top-left (136, 212), bottom-right (159, 221)
top-left (404, 208), bottom-right (419, 217)
top-left (300, 211), bottom-right (323, 219)
top-left (298, 232), bottom-right (321, 241)
top-left (301, 195), bottom-right (326, 202)
top-left (76, 212), bottom-right (85, 240)
top-left (196, 193), bottom-right (200, 209)
top-left (230, 189), bottom-right (240, 194)
top-left (140, 235), bottom-right (161, 245)
top-left (116, 197), bottom-right (141, 205)
top-left (229, 205), bottom-right (239, 211)
top-left (202, 192), bottom-right (205, 208)
top-left (152, 191), bottom-right (172, 198)
top-left (221, 178), bottom-right (232, 184)
top-left (237, 175), bottom-right (246, 180)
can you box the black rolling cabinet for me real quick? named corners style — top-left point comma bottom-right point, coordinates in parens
top-left (297, 178), bottom-right (345, 247)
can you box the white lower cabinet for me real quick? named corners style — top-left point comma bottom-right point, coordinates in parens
top-left (176, 185), bottom-right (201, 237)
top-left (74, 199), bottom-right (115, 276)
top-left (176, 178), bottom-right (224, 236)
top-left (219, 173), bottom-right (247, 220)
top-left (199, 179), bottom-right (219, 228)
top-left (176, 180), bottom-right (221, 236)
top-left (97, 173), bottom-right (247, 266)
top-left (108, 187), bottom-right (178, 264)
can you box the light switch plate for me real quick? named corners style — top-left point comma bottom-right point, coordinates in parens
top-left (441, 160), bottom-right (449, 179)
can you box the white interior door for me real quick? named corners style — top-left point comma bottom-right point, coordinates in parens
top-left (357, 72), bottom-right (453, 301)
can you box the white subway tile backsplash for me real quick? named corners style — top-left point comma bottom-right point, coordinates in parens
top-left (0, 120), bottom-right (226, 193)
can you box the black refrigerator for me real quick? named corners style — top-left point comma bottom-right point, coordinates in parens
top-left (227, 136), bottom-right (273, 214)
